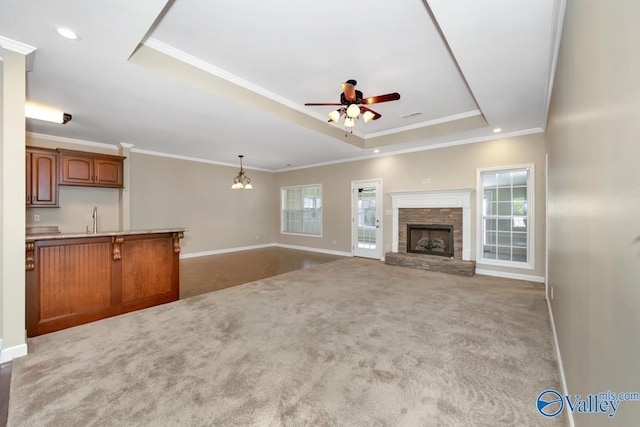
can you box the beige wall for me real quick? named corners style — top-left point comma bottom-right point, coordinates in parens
top-left (25, 134), bottom-right (121, 233)
top-left (129, 152), bottom-right (277, 255)
top-left (275, 133), bottom-right (547, 279)
top-left (1, 49), bottom-right (28, 360)
top-left (0, 55), bottom-right (4, 343)
top-left (546, 0), bottom-right (640, 425)
top-left (25, 131), bottom-right (546, 278)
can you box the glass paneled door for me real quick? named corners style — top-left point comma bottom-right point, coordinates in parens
top-left (351, 180), bottom-right (382, 259)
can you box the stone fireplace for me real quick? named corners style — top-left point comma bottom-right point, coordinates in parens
top-left (386, 189), bottom-right (476, 276)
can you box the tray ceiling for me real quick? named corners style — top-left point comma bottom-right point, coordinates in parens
top-left (0, 0), bottom-right (565, 170)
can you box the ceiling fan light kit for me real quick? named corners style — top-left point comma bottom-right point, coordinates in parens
top-left (305, 79), bottom-right (400, 132)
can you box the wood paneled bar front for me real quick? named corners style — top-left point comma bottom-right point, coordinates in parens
top-left (25, 229), bottom-right (185, 337)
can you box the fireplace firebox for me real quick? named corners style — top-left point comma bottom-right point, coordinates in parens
top-left (407, 224), bottom-right (454, 258)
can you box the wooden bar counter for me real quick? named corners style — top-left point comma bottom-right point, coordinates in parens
top-left (25, 228), bottom-right (185, 337)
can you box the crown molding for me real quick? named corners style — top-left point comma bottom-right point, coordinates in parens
top-left (143, 38), bottom-right (313, 119)
top-left (29, 127), bottom-right (542, 173)
top-left (130, 147), bottom-right (273, 172)
top-left (27, 132), bottom-right (120, 151)
top-left (541, 0), bottom-right (567, 129)
top-left (366, 110), bottom-right (482, 139)
top-left (274, 128), bottom-right (544, 172)
top-left (0, 36), bottom-right (36, 55)
top-left (0, 36), bottom-right (36, 70)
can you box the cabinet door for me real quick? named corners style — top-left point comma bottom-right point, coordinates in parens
top-left (60, 155), bottom-right (94, 185)
top-left (27, 238), bottom-right (113, 336)
top-left (121, 235), bottom-right (177, 303)
top-left (29, 151), bottom-right (58, 206)
top-left (26, 152), bottom-right (32, 204)
top-left (94, 158), bottom-right (123, 187)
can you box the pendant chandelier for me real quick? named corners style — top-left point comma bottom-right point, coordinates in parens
top-left (231, 155), bottom-right (253, 190)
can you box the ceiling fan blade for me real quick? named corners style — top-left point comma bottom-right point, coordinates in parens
top-left (305, 102), bottom-right (343, 106)
top-left (362, 92), bottom-right (401, 105)
top-left (360, 106), bottom-right (382, 120)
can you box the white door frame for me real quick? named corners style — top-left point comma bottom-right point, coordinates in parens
top-left (351, 179), bottom-right (383, 260)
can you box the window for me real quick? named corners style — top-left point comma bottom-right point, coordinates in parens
top-left (356, 187), bottom-right (377, 249)
top-left (477, 165), bottom-right (534, 268)
top-left (281, 185), bottom-right (322, 236)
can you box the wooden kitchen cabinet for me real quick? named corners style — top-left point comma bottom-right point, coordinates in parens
top-left (58, 148), bottom-right (125, 188)
top-left (25, 230), bottom-right (185, 336)
top-left (26, 147), bottom-right (59, 207)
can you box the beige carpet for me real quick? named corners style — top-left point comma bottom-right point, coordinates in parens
top-left (8, 258), bottom-right (566, 426)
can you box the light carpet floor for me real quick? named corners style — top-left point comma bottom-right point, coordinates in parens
top-left (8, 258), bottom-right (566, 426)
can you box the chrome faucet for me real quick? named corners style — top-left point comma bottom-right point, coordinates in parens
top-left (92, 206), bottom-right (98, 233)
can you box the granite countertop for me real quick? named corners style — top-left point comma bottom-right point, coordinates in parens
top-left (26, 228), bottom-right (187, 241)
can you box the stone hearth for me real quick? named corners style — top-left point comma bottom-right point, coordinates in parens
top-left (385, 252), bottom-right (476, 277)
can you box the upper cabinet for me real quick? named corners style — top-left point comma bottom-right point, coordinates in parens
top-left (26, 147), bottom-right (59, 207)
top-left (58, 149), bottom-right (126, 188)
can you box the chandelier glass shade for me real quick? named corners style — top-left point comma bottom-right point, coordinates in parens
top-left (328, 110), bottom-right (341, 122)
top-left (362, 110), bottom-right (375, 124)
top-left (346, 104), bottom-right (360, 118)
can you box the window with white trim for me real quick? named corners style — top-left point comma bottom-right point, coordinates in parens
top-left (478, 165), bottom-right (534, 268)
top-left (281, 185), bottom-right (322, 236)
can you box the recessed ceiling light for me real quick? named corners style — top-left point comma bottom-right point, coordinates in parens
top-left (493, 128), bottom-right (502, 133)
top-left (55, 26), bottom-right (80, 41)
top-left (373, 149), bottom-right (380, 153)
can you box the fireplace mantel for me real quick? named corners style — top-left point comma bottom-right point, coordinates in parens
top-left (388, 189), bottom-right (474, 260)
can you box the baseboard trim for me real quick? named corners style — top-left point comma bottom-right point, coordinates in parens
top-left (475, 268), bottom-right (545, 283)
top-left (273, 243), bottom-right (353, 258)
top-left (180, 243), bottom-right (275, 259)
top-left (0, 342), bottom-right (28, 363)
top-left (547, 297), bottom-right (575, 427)
top-left (180, 243), bottom-right (352, 259)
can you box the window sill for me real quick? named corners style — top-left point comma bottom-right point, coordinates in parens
top-left (477, 258), bottom-right (534, 270)
top-left (280, 232), bottom-right (323, 238)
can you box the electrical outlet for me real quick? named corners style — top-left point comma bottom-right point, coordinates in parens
top-left (255, 234), bottom-right (260, 240)
top-left (86, 213), bottom-right (92, 220)
top-left (422, 177), bottom-right (432, 185)
top-left (332, 239), bottom-right (337, 245)
top-left (33, 214), bottom-right (40, 222)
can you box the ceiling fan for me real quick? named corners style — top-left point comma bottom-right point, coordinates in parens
top-left (305, 79), bottom-right (401, 130)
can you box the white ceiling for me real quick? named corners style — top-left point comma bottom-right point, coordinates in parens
top-left (0, 0), bottom-right (565, 171)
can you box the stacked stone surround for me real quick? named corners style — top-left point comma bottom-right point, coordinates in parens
top-left (389, 207), bottom-right (475, 276)
top-left (398, 208), bottom-right (463, 259)
top-left (385, 252), bottom-right (476, 277)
